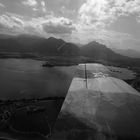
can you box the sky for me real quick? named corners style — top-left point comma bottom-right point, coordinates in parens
top-left (0, 0), bottom-right (140, 50)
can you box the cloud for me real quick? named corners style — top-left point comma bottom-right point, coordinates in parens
top-left (70, 20), bottom-right (136, 45)
top-left (0, 0), bottom-right (140, 50)
top-left (78, 0), bottom-right (140, 29)
top-left (0, 12), bottom-right (136, 49)
top-left (40, 1), bottom-right (47, 13)
top-left (78, 0), bottom-right (115, 28)
top-left (0, 14), bottom-right (25, 35)
top-left (0, 12), bottom-right (75, 36)
top-left (41, 1), bottom-right (45, 7)
top-left (43, 17), bottom-right (75, 34)
top-left (0, 3), bottom-right (5, 8)
top-left (60, 6), bottom-right (76, 15)
top-left (23, 15), bottom-right (74, 35)
top-left (43, 23), bottom-right (74, 34)
top-left (0, 14), bottom-right (24, 28)
top-left (0, 13), bottom-right (44, 35)
top-left (22, 0), bottom-right (48, 15)
top-left (22, 0), bottom-right (38, 7)
top-left (73, 0), bottom-right (140, 48)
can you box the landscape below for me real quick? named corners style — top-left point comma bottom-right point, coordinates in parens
top-left (0, 34), bottom-right (140, 92)
top-left (0, 34), bottom-right (140, 140)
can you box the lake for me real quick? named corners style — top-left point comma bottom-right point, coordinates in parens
top-left (0, 59), bottom-right (76, 100)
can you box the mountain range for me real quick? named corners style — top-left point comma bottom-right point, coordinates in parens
top-left (0, 34), bottom-right (139, 66)
top-left (0, 34), bottom-right (80, 56)
top-left (111, 48), bottom-right (140, 58)
top-left (80, 41), bottom-right (140, 66)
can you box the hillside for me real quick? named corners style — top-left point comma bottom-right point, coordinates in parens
top-left (80, 41), bottom-right (140, 67)
top-left (0, 34), bottom-right (140, 67)
top-left (0, 34), bottom-right (80, 56)
top-left (80, 41), bottom-right (126, 60)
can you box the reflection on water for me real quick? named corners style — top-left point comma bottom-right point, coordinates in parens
top-left (0, 59), bottom-right (76, 100)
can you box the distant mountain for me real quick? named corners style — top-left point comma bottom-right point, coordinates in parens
top-left (80, 41), bottom-right (140, 66)
top-left (80, 41), bottom-right (124, 60)
top-left (0, 34), bottom-right (80, 56)
top-left (0, 34), bottom-right (139, 67)
top-left (111, 48), bottom-right (140, 58)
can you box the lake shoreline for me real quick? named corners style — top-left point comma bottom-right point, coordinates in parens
top-left (0, 57), bottom-right (139, 92)
top-left (1, 52), bottom-right (140, 67)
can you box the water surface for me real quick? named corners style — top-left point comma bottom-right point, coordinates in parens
top-left (0, 59), bottom-right (76, 100)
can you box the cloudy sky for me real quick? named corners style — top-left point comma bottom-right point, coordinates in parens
top-left (0, 0), bottom-right (140, 50)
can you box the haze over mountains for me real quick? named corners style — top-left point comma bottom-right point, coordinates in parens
top-left (0, 34), bottom-right (139, 66)
top-left (0, 34), bottom-right (80, 56)
top-left (112, 48), bottom-right (140, 58)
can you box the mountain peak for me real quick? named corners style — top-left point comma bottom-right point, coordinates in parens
top-left (47, 37), bottom-right (56, 40)
top-left (87, 41), bottom-right (107, 49)
top-left (80, 40), bottom-right (126, 62)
